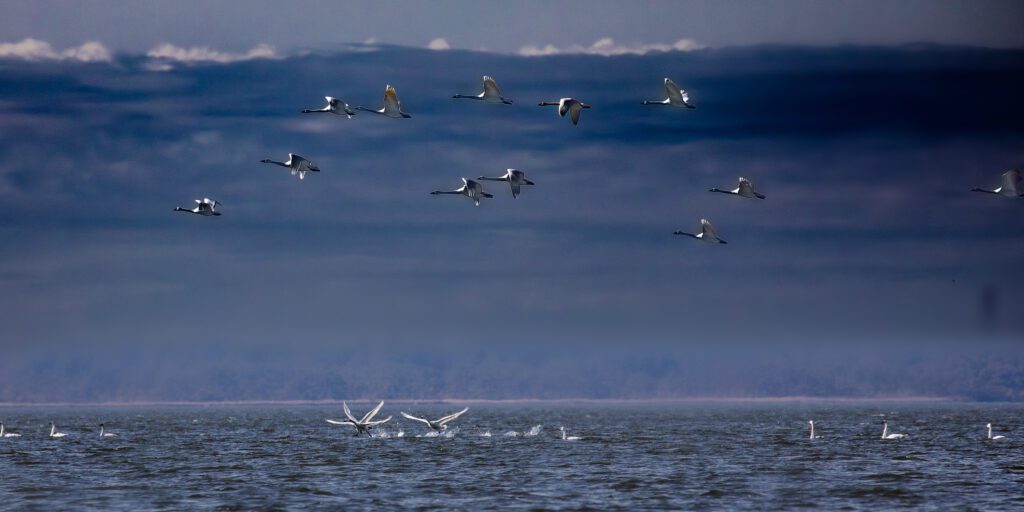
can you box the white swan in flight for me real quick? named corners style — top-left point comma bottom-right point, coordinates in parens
top-left (325, 401), bottom-right (392, 436)
top-left (477, 168), bottom-right (534, 198)
top-left (302, 96), bottom-right (356, 118)
top-left (400, 407), bottom-right (469, 433)
top-left (260, 153), bottom-right (320, 180)
top-left (49, 422), bottom-right (67, 438)
top-left (881, 420), bottom-right (907, 440)
top-left (972, 169), bottom-right (1022, 198)
top-left (174, 197), bottom-right (222, 216)
top-left (1, 423), bottom-right (21, 438)
top-left (674, 219), bottom-right (728, 244)
top-left (808, 420), bottom-right (822, 439)
top-left (99, 424), bottom-right (117, 437)
top-left (453, 76), bottom-right (512, 104)
top-left (538, 98), bottom-right (591, 126)
top-left (986, 423), bottom-right (1006, 440)
top-left (642, 78), bottom-right (696, 109)
top-left (431, 178), bottom-right (494, 206)
top-left (355, 84), bottom-right (411, 118)
top-left (559, 427), bottom-right (580, 441)
top-left (710, 177), bottom-right (766, 199)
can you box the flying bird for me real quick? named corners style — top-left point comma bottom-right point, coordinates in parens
top-left (538, 98), bottom-right (591, 126)
top-left (400, 407), bottom-right (470, 433)
top-left (674, 219), bottom-right (728, 244)
top-left (431, 178), bottom-right (494, 206)
top-left (452, 75), bottom-right (513, 104)
top-left (709, 177), bottom-right (766, 199)
top-left (260, 153), bottom-right (320, 180)
top-left (174, 198), bottom-right (222, 216)
top-left (355, 84), bottom-right (412, 118)
top-left (971, 169), bottom-right (1022, 198)
top-left (477, 168), bottom-right (535, 198)
top-left (325, 401), bottom-right (392, 436)
top-left (301, 96), bottom-right (356, 118)
top-left (642, 78), bottom-right (696, 109)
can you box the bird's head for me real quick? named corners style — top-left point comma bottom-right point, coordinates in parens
top-left (260, 159), bottom-right (272, 163)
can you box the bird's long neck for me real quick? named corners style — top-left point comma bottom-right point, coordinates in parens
top-left (809, 423), bottom-right (814, 439)
top-left (987, 425), bottom-right (992, 439)
top-left (539, 102), bottom-right (559, 106)
top-left (453, 94), bottom-right (480, 100)
top-left (882, 423), bottom-right (888, 438)
top-left (971, 188), bottom-right (997, 194)
top-left (50, 424), bottom-right (55, 436)
top-left (100, 426), bottom-right (104, 436)
top-left (1, 424), bottom-right (4, 435)
top-left (709, 188), bottom-right (733, 195)
top-left (266, 160), bottom-right (288, 167)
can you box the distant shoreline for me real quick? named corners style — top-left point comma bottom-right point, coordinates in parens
top-left (0, 396), bottom-right (1001, 408)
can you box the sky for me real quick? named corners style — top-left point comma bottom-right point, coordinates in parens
top-left (0, 1), bottom-right (1023, 402)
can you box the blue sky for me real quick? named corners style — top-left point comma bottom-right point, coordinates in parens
top-left (0, 2), bottom-right (1022, 400)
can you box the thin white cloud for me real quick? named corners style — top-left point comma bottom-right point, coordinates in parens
top-left (0, 38), bottom-right (112, 62)
top-left (427, 38), bottom-right (451, 51)
top-left (518, 37), bottom-right (704, 57)
top-left (146, 43), bottom-right (277, 63)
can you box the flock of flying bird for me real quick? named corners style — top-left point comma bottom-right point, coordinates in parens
top-left (171, 75), bottom-right (1022, 245)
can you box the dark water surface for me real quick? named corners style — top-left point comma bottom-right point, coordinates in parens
top-left (1, 402), bottom-right (1022, 510)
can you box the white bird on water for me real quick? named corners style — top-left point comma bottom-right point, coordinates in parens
top-left (986, 423), bottom-right (1006, 440)
top-left (1, 423), bottom-right (21, 438)
top-left (400, 407), bottom-right (470, 433)
top-left (355, 84), bottom-right (412, 118)
top-left (453, 76), bottom-right (512, 104)
top-left (260, 153), bottom-right (320, 180)
top-left (710, 177), bottom-right (766, 199)
top-left (808, 420), bottom-right (822, 439)
top-left (49, 422), bottom-right (67, 438)
top-left (881, 420), bottom-right (907, 440)
top-left (431, 178), bottom-right (494, 206)
top-left (174, 198), bottom-right (222, 216)
top-left (642, 78), bottom-right (696, 109)
top-left (559, 427), bottom-right (580, 441)
top-left (971, 169), bottom-right (1022, 198)
top-left (538, 98), bottom-right (591, 126)
top-left (325, 401), bottom-right (392, 436)
top-left (99, 424), bottom-right (116, 437)
top-left (302, 96), bottom-right (356, 118)
top-left (674, 219), bottom-right (728, 244)
top-left (477, 169), bottom-right (535, 198)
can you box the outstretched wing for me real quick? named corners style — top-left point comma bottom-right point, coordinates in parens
top-left (737, 177), bottom-right (754, 196)
top-left (568, 101), bottom-right (583, 125)
top-left (384, 85), bottom-right (400, 112)
top-left (1003, 169), bottom-right (1021, 192)
top-left (482, 76), bottom-right (501, 98)
top-left (701, 218), bottom-right (716, 237)
top-left (361, 400), bottom-right (385, 423)
top-left (664, 78), bottom-right (684, 104)
top-left (326, 419), bottom-right (355, 426)
top-left (342, 401), bottom-right (359, 423)
top-left (365, 416), bottom-right (391, 426)
top-left (438, 407), bottom-right (469, 425)
top-left (326, 96), bottom-right (338, 109)
top-left (401, 412), bottom-right (432, 426)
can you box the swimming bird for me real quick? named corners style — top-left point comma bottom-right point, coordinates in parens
top-left (355, 84), bottom-right (411, 118)
top-left (710, 177), bottom-right (765, 199)
top-left (559, 426), bottom-right (580, 441)
top-left (430, 178), bottom-right (494, 206)
top-left (808, 420), bottom-right (822, 439)
top-left (174, 198), bottom-right (222, 216)
top-left (453, 75), bottom-right (512, 104)
top-left (325, 401), bottom-right (392, 436)
top-left (881, 420), bottom-right (907, 440)
top-left (642, 78), bottom-right (696, 109)
top-left (302, 96), bottom-right (356, 118)
top-left (400, 407), bottom-right (469, 433)
top-left (260, 153), bottom-right (320, 180)
top-left (538, 98), bottom-right (591, 126)
top-left (986, 423), bottom-right (1006, 440)
top-left (972, 169), bottom-right (1022, 198)
top-left (99, 424), bottom-right (116, 437)
top-left (477, 169), bottom-right (534, 198)
top-left (49, 422), bottom-right (67, 438)
top-left (674, 219), bottom-right (728, 244)
top-left (0, 423), bottom-right (21, 438)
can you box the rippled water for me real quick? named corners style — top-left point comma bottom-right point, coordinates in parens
top-left (1, 402), bottom-right (1022, 510)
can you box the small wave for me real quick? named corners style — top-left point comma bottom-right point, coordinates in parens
top-left (479, 431), bottom-right (491, 437)
top-left (524, 425), bottom-right (542, 437)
